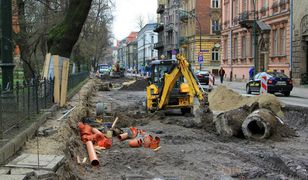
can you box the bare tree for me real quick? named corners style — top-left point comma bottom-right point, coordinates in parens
top-left (136, 15), bottom-right (145, 30)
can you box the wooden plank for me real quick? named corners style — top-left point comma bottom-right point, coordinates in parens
top-left (43, 53), bottom-right (51, 79)
top-left (53, 55), bottom-right (60, 104)
top-left (60, 59), bottom-right (69, 107)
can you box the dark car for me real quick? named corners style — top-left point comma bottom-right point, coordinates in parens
top-left (246, 72), bottom-right (293, 96)
top-left (196, 70), bottom-right (211, 85)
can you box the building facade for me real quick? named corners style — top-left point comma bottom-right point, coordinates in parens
top-left (221, 0), bottom-right (291, 81)
top-left (117, 39), bottom-right (127, 68)
top-left (180, 0), bottom-right (221, 73)
top-left (292, 0), bottom-right (308, 85)
top-left (137, 23), bottom-right (158, 71)
top-left (154, 0), bottom-right (181, 59)
top-left (126, 32), bottom-right (138, 70)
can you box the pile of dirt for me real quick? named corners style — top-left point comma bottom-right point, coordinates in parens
top-left (208, 86), bottom-right (283, 117)
top-left (120, 79), bottom-right (148, 91)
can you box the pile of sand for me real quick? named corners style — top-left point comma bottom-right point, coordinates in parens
top-left (120, 79), bottom-right (148, 91)
top-left (208, 86), bottom-right (283, 117)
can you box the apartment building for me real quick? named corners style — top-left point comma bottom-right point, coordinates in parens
top-left (137, 23), bottom-right (158, 71)
top-left (221, 0), bottom-right (290, 81)
top-left (180, 0), bottom-right (221, 73)
top-left (154, 0), bottom-right (181, 59)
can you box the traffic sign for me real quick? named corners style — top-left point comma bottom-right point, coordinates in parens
top-left (198, 56), bottom-right (203, 63)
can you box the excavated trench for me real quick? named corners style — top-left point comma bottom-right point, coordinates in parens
top-left (60, 78), bottom-right (308, 179)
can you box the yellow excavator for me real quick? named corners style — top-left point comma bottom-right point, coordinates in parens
top-left (146, 54), bottom-right (208, 114)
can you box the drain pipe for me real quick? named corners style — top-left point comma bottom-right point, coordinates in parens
top-left (289, 0), bottom-right (294, 78)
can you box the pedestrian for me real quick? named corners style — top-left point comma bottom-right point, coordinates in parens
top-left (219, 67), bottom-right (225, 84)
top-left (249, 66), bottom-right (254, 80)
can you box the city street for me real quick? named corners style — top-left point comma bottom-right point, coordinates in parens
top-left (1, 0), bottom-right (308, 179)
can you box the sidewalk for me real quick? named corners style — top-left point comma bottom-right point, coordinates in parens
top-left (220, 81), bottom-right (308, 99)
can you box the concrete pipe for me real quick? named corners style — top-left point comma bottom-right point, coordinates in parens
top-left (96, 103), bottom-right (107, 116)
top-left (242, 109), bottom-right (277, 140)
top-left (214, 107), bottom-right (250, 137)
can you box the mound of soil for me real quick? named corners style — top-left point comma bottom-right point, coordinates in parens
top-left (208, 86), bottom-right (283, 117)
top-left (120, 79), bottom-right (147, 91)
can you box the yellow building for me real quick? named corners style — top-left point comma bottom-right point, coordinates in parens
top-left (180, 0), bottom-right (221, 74)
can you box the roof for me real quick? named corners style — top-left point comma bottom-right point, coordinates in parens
top-left (256, 21), bottom-right (271, 32)
top-left (126, 32), bottom-right (138, 44)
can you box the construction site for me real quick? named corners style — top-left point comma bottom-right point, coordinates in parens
top-left (0, 74), bottom-right (306, 180)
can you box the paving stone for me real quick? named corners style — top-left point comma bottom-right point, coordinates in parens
top-left (0, 174), bottom-right (27, 180)
top-left (44, 129), bottom-right (57, 136)
top-left (10, 168), bottom-right (35, 177)
top-left (34, 170), bottom-right (55, 179)
top-left (0, 167), bottom-right (10, 174)
top-left (5, 154), bottom-right (65, 171)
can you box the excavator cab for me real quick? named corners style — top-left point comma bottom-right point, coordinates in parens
top-left (146, 58), bottom-right (195, 114)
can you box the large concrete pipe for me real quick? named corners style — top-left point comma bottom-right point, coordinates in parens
top-left (214, 107), bottom-right (250, 137)
top-left (242, 109), bottom-right (277, 140)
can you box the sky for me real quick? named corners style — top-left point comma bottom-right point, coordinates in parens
top-left (112, 0), bottom-right (157, 41)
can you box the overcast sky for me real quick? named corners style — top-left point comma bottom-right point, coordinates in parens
top-left (112, 0), bottom-right (157, 41)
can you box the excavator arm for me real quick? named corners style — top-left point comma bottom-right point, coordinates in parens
top-left (157, 54), bottom-right (206, 109)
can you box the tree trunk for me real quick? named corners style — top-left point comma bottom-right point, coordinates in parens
top-left (16, 0), bottom-right (36, 80)
top-left (47, 0), bottom-right (92, 58)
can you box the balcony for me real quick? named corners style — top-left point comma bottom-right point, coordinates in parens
top-left (154, 23), bottom-right (164, 33)
top-left (180, 13), bottom-right (188, 22)
top-left (210, 7), bottom-right (221, 14)
top-left (239, 11), bottom-right (254, 28)
top-left (157, 4), bottom-right (165, 14)
top-left (154, 41), bottom-right (164, 49)
top-left (165, 23), bottom-right (174, 32)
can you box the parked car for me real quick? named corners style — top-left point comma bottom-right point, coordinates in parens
top-left (246, 72), bottom-right (293, 96)
top-left (98, 64), bottom-right (111, 76)
top-left (195, 70), bottom-right (212, 85)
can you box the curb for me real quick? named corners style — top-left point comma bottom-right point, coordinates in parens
top-left (0, 106), bottom-right (56, 165)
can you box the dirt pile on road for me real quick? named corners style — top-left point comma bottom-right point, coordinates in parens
top-left (208, 86), bottom-right (283, 117)
top-left (120, 78), bottom-right (147, 91)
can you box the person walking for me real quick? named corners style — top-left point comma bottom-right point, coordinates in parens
top-left (249, 66), bottom-right (255, 80)
top-left (219, 67), bottom-right (225, 84)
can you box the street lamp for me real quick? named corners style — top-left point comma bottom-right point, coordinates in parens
top-left (253, 0), bottom-right (258, 76)
top-left (179, 9), bottom-right (202, 70)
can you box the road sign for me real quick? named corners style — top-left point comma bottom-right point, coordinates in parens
top-left (198, 56), bottom-right (203, 63)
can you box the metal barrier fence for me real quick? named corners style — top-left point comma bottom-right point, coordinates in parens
top-left (0, 78), bottom-right (54, 142)
top-left (0, 71), bottom-right (89, 145)
top-left (67, 71), bottom-right (89, 92)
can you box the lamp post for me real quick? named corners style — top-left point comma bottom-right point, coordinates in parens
top-left (179, 9), bottom-right (202, 70)
top-left (253, 0), bottom-right (258, 75)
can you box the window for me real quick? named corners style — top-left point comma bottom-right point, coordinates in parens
top-left (243, 0), bottom-right (247, 12)
top-left (250, 34), bottom-right (253, 57)
top-left (151, 36), bottom-right (154, 43)
top-left (233, 35), bottom-right (238, 59)
top-left (273, 29), bottom-right (278, 55)
top-left (280, 28), bottom-right (286, 55)
top-left (242, 35), bottom-right (246, 58)
top-left (212, 20), bottom-right (220, 32)
top-left (224, 39), bottom-right (228, 59)
top-left (212, 0), bottom-right (219, 8)
top-left (212, 48), bottom-right (219, 61)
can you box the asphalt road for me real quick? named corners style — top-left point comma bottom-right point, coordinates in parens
top-left (217, 81), bottom-right (308, 108)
